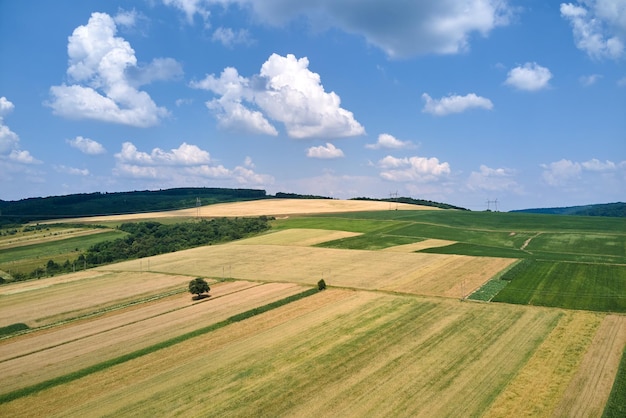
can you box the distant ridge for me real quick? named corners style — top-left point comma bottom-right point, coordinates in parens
top-left (510, 202), bottom-right (626, 218)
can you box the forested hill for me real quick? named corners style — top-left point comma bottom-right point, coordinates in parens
top-left (511, 202), bottom-right (626, 218)
top-left (0, 188), bottom-right (268, 224)
top-left (351, 196), bottom-right (469, 211)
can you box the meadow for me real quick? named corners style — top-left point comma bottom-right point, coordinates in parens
top-left (0, 200), bottom-right (624, 416)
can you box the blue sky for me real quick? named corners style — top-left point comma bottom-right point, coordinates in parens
top-left (0, 0), bottom-right (624, 210)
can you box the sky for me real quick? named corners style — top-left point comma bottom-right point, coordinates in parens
top-left (0, 0), bottom-right (625, 211)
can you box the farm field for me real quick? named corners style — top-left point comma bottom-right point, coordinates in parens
top-left (0, 201), bottom-right (625, 416)
top-left (0, 226), bottom-right (126, 276)
top-left (104, 233), bottom-right (515, 299)
top-left (1, 288), bottom-right (623, 417)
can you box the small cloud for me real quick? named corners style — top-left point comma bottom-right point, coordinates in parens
top-left (541, 159), bottom-right (582, 186)
top-left (175, 98), bottom-right (193, 107)
top-left (8, 150), bottom-right (41, 164)
top-left (505, 62), bottom-right (552, 91)
top-left (66, 136), bottom-right (106, 155)
top-left (618, 77), bottom-right (626, 87)
top-left (366, 133), bottom-right (414, 150)
top-left (581, 158), bottom-right (616, 171)
top-left (55, 165), bottom-right (90, 176)
top-left (378, 155), bottom-right (450, 182)
top-left (212, 27), bottom-right (253, 47)
top-left (579, 74), bottom-right (602, 86)
top-left (307, 143), bottom-right (345, 159)
top-left (421, 93), bottom-right (493, 116)
top-left (114, 9), bottom-right (139, 28)
top-left (467, 165), bottom-right (519, 192)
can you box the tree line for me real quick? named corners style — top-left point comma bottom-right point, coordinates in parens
top-left (6, 217), bottom-right (273, 282)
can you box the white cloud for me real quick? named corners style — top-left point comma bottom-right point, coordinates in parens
top-left (115, 142), bottom-right (211, 166)
top-left (579, 74), bottom-right (602, 86)
top-left (306, 143), bottom-right (345, 159)
top-left (0, 98), bottom-right (19, 154)
top-left (0, 97), bottom-right (39, 164)
top-left (505, 62), bottom-right (553, 91)
top-left (192, 53), bottom-right (365, 138)
top-left (421, 93), bottom-right (494, 116)
top-left (212, 27), bottom-right (253, 47)
top-left (114, 9), bottom-right (140, 28)
top-left (233, 0), bottom-right (514, 58)
top-left (378, 155), bottom-right (451, 182)
top-left (48, 12), bottom-right (178, 127)
top-left (114, 142), bottom-right (274, 186)
top-left (560, 1), bottom-right (625, 60)
top-left (581, 158), bottom-right (617, 171)
top-left (541, 159), bottom-right (582, 186)
top-left (55, 165), bottom-right (90, 176)
top-left (162, 0), bottom-right (211, 23)
top-left (7, 150), bottom-right (40, 164)
top-left (366, 133), bottom-right (415, 150)
top-left (467, 165), bottom-right (519, 191)
top-left (66, 136), bottom-right (106, 155)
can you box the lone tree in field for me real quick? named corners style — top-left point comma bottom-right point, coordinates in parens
top-left (189, 277), bottom-right (210, 299)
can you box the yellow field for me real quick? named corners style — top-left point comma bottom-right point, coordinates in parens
top-left (103, 238), bottom-right (515, 298)
top-left (53, 198), bottom-right (436, 223)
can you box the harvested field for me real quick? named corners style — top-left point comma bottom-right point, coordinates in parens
top-left (235, 228), bottom-right (362, 246)
top-left (105, 241), bottom-right (516, 298)
top-left (382, 238), bottom-right (457, 252)
top-left (553, 314), bottom-right (626, 417)
top-left (0, 271), bottom-right (192, 327)
top-left (0, 292), bottom-right (562, 417)
top-left (484, 311), bottom-right (603, 417)
top-left (54, 198), bottom-right (436, 223)
top-left (0, 280), bottom-right (304, 395)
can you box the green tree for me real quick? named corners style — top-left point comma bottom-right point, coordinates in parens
top-left (189, 278), bottom-right (210, 299)
top-left (317, 279), bottom-right (326, 291)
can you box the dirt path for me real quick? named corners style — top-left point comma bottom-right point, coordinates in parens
top-left (521, 232), bottom-right (543, 251)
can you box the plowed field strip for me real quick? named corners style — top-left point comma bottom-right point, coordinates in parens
top-left (484, 311), bottom-right (603, 417)
top-left (0, 282), bottom-right (303, 394)
top-left (0, 281), bottom-right (260, 363)
top-left (553, 315), bottom-right (626, 417)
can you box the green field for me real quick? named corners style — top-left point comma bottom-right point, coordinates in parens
top-left (0, 229), bottom-right (127, 275)
top-left (277, 210), bottom-right (626, 312)
top-left (492, 260), bottom-right (626, 312)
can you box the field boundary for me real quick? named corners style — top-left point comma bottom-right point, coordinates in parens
top-left (0, 286), bottom-right (319, 404)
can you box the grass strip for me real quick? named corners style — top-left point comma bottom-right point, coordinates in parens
top-left (0, 323), bottom-right (29, 337)
top-left (603, 346), bottom-right (626, 417)
top-left (0, 286), bottom-right (319, 404)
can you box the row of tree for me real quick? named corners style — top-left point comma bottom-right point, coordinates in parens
top-left (7, 217), bottom-right (273, 282)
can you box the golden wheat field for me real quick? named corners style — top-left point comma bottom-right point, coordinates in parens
top-left (1, 200), bottom-right (625, 417)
